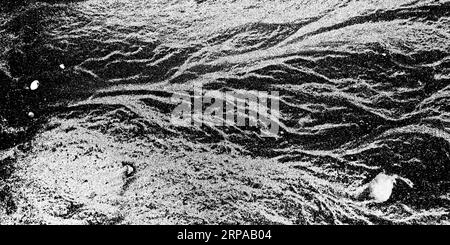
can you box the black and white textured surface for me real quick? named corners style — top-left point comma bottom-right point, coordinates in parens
top-left (0, 0), bottom-right (449, 225)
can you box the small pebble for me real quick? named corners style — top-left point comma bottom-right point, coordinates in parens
top-left (30, 80), bottom-right (40, 91)
top-left (59, 64), bottom-right (65, 70)
top-left (28, 112), bottom-right (35, 118)
top-left (367, 173), bottom-right (396, 203)
top-left (125, 165), bottom-right (135, 176)
top-left (122, 162), bottom-right (135, 177)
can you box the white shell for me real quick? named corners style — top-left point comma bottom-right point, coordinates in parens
top-left (367, 173), bottom-right (396, 203)
top-left (125, 165), bottom-right (134, 176)
top-left (30, 80), bottom-right (40, 91)
top-left (28, 112), bottom-right (35, 118)
top-left (59, 64), bottom-right (65, 70)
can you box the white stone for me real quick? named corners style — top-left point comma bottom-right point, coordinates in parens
top-left (367, 173), bottom-right (396, 203)
top-left (30, 80), bottom-right (40, 91)
top-left (125, 165), bottom-right (135, 176)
